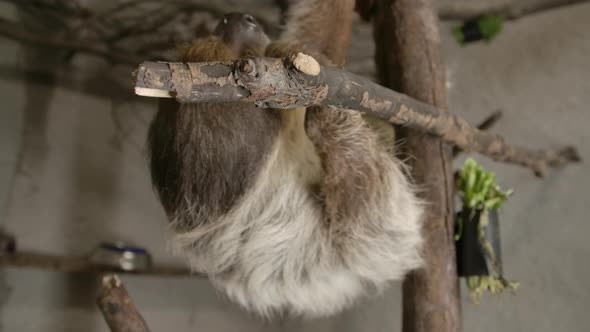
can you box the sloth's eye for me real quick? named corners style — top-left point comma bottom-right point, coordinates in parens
top-left (244, 14), bottom-right (257, 28)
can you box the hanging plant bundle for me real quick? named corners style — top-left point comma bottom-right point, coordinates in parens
top-left (455, 158), bottom-right (519, 303)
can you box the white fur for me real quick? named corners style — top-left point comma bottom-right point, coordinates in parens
top-left (169, 108), bottom-right (424, 318)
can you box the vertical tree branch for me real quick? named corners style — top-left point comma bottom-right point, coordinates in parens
top-left (372, 0), bottom-right (462, 331)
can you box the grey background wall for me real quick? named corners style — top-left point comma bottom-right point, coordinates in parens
top-left (1, 1), bottom-right (588, 331)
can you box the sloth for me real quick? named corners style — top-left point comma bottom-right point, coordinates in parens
top-left (147, 0), bottom-right (424, 319)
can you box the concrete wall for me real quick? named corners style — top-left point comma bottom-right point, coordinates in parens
top-left (1, 1), bottom-right (589, 331)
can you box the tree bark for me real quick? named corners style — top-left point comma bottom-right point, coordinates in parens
top-left (372, 0), bottom-right (461, 331)
top-left (133, 57), bottom-right (579, 177)
top-left (97, 275), bottom-right (152, 332)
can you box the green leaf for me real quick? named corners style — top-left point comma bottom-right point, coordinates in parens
top-left (456, 158), bottom-right (512, 210)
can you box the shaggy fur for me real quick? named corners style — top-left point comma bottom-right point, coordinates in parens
top-left (148, 3), bottom-right (425, 319)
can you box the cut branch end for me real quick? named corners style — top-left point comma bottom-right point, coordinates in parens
top-left (134, 87), bottom-right (173, 98)
top-left (290, 53), bottom-right (321, 76)
top-left (101, 274), bottom-right (122, 290)
top-left (97, 274), bottom-right (151, 332)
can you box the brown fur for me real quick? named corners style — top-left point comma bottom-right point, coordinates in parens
top-left (148, 34), bottom-right (281, 230)
top-left (272, 0), bottom-right (355, 67)
top-left (147, 3), bottom-right (423, 318)
top-left (269, 0), bottom-right (390, 225)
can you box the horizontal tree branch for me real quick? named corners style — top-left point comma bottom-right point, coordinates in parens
top-left (2, 0), bottom-right (588, 70)
top-left (133, 53), bottom-right (580, 177)
top-left (437, 0), bottom-right (590, 21)
top-left (0, 0), bottom-right (279, 67)
top-left (97, 275), bottom-right (151, 332)
top-left (0, 17), bottom-right (143, 65)
top-left (0, 250), bottom-right (196, 277)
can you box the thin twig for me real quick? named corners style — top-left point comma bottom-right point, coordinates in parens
top-left (0, 0), bottom-right (278, 68)
top-left (0, 17), bottom-right (143, 65)
top-left (475, 109), bottom-right (504, 131)
top-left (132, 55), bottom-right (580, 177)
top-left (4, 0), bottom-right (588, 68)
top-left (97, 275), bottom-right (151, 332)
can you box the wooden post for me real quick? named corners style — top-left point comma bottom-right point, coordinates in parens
top-left (372, 0), bottom-right (462, 331)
